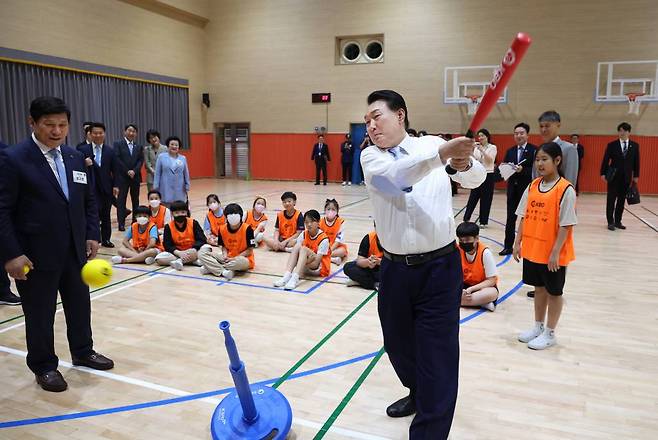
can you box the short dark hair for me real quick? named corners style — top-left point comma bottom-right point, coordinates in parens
top-left (134, 205), bottom-right (151, 217)
top-left (165, 136), bottom-right (182, 148)
top-left (514, 122), bottom-right (530, 133)
top-left (538, 110), bottom-right (561, 123)
top-left (146, 129), bottom-right (161, 143)
top-left (456, 222), bottom-right (479, 238)
top-left (538, 142), bottom-right (564, 177)
top-left (406, 128), bottom-right (418, 137)
top-left (477, 128), bottom-right (491, 143)
top-left (367, 90), bottom-right (409, 129)
top-left (253, 196), bottom-right (267, 208)
top-left (124, 124), bottom-right (138, 131)
top-left (82, 121), bottom-right (93, 128)
top-left (418, 130), bottom-right (428, 136)
top-left (84, 125), bottom-right (93, 135)
top-left (617, 122), bottom-right (632, 132)
top-left (304, 209), bottom-right (321, 222)
top-left (206, 194), bottom-right (220, 205)
top-left (224, 203), bottom-right (243, 218)
top-left (324, 198), bottom-right (339, 211)
top-left (170, 200), bottom-right (188, 213)
top-left (29, 96), bottom-right (71, 122)
top-left (148, 189), bottom-right (162, 199)
top-left (90, 122), bottom-right (106, 132)
top-left (281, 191), bottom-right (296, 201)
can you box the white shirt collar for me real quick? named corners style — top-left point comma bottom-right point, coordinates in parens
top-left (93, 143), bottom-right (103, 149)
top-left (125, 137), bottom-right (133, 145)
top-left (619, 138), bottom-right (628, 143)
top-left (32, 133), bottom-right (61, 156)
top-left (518, 142), bottom-right (527, 149)
top-left (552, 136), bottom-right (560, 143)
top-left (377, 133), bottom-right (410, 154)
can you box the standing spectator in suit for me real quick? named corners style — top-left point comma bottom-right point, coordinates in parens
top-left (114, 124), bottom-right (144, 231)
top-left (0, 97), bottom-right (113, 392)
top-left (75, 121), bottom-right (93, 148)
top-left (154, 136), bottom-right (190, 207)
top-left (499, 123), bottom-right (537, 256)
top-left (600, 122), bottom-right (640, 230)
top-left (311, 135), bottom-right (331, 185)
top-left (77, 123), bottom-right (119, 248)
top-left (340, 133), bottom-right (353, 186)
top-left (0, 140), bottom-right (21, 306)
top-left (144, 129), bottom-right (168, 192)
top-left (536, 111), bottom-right (579, 186)
top-left (571, 134), bottom-right (585, 195)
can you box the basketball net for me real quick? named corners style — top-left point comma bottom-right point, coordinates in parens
top-left (467, 95), bottom-right (481, 116)
top-left (626, 93), bottom-right (645, 115)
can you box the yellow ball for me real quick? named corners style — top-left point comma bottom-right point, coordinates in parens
top-left (23, 265), bottom-right (30, 275)
top-left (81, 259), bottom-right (113, 288)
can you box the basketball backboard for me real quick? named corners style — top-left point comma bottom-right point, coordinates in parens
top-left (444, 65), bottom-right (508, 105)
top-left (595, 60), bottom-right (658, 102)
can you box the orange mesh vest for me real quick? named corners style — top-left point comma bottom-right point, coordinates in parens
top-left (521, 177), bottom-right (575, 266)
top-left (131, 222), bottom-right (161, 251)
top-left (168, 218), bottom-right (196, 251)
top-left (367, 232), bottom-right (383, 258)
top-left (303, 231), bottom-right (331, 277)
top-left (245, 209), bottom-right (268, 231)
top-left (150, 205), bottom-right (167, 230)
top-left (459, 243), bottom-right (494, 286)
top-left (207, 210), bottom-right (226, 236)
top-left (320, 217), bottom-right (345, 247)
top-left (219, 223), bottom-right (255, 269)
top-left (277, 210), bottom-right (301, 240)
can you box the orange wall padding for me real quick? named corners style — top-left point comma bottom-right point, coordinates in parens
top-left (186, 133), bottom-right (215, 178)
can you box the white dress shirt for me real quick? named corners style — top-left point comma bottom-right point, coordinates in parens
top-left (32, 133), bottom-right (62, 184)
top-left (361, 134), bottom-right (486, 254)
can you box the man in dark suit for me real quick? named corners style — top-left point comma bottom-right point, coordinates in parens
top-left (571, 134), bottom-right (585, 195)
top-left (311, 135), bottom-right (331, 185)
top-left (0, 140), bottom-right (21, 306)
top-left (77, 122), bottom-right (119, 248)
top-left (0, 97), bottom-right (113, 392)
top-left (499, 122), bottom-right (537, 255)
top-left (114, 124), bottom-right (143, 231)
top-left (75, 121), bottom-right (93, 149)
top-left (600, 122), bottom-right (640, 230)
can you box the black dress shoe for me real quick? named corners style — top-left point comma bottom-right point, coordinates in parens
top-left (607, 224), bottom-right (615, 231)
top-left (386, 394), bottom-right (416, 418)
top-left (614, 223), bottom-right (626, 230)
top-left (101, 241), bottom-right (115, 248)
top-left (72, 352), bottom-right (114, 370)
top-left (0, 291), bottom-right (21, 305)
top-left (118, 226), bottom-right (126, 232)
top-left (35, 370), bottom-right (68, 392)
top-left (527, 290), bottom-right (535, 298)
top-left (498, 248), bottom-right (512, 256)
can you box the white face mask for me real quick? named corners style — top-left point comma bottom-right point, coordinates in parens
top-left (254, 203), bottom-right (266, 214)
top-left (325, 209), bottom-right (337, 221)
top-left (136, 217), bottom-right (149, 226)
top-left (209, 202), bottom-right (220, 212)
top-left (149, 199), bottom-right (160, 208)
top-left (227, 213), bottom-right (241, 226)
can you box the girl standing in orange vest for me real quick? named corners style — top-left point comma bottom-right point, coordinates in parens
top-left (456, 222), bottom-right (498, 312)
top-left (513, 142), bottom-right (577, 350)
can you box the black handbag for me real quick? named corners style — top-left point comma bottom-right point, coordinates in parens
top-left (626, 183), bottom-right (641, 205)
top-left (605, 167), bottom-right (617, 182)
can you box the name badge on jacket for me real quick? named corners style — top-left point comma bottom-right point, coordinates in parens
top-left (73, 170), bottom-right (88, 184)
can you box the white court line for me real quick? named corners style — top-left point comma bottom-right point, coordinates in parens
top-left (0, 269), bottom-right (174, 334)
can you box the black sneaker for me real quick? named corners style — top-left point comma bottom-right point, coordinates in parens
top-left (0, 291), bottom-right (21, 305)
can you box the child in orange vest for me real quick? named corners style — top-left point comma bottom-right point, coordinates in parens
top-left (320, 198), bottom-right (348, 265)
top-left (198, 203), bottom-right (256, 279)
top-left (148, 190), bottom-right (171, 236)
top-left (243, 196), bottom-right (268, 245)
top-left (112, 206), bottom-right (161, 265)
top-left (263, 191), bottom-right (304, 252)
top-left (456, 222), bottom-right (498, 312)
top-left (155, 200), bottom-right (207, 270)
top-left (203, 194), bottom-right (225, 246)
top-left (343, 229), bottom-right (383, 290)
top-left (514, 142), bottom-right (577, 350)
top-left (274, 209), bottom-right (331, 290)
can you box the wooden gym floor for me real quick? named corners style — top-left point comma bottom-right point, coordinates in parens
top-left (1, 178), bottom-right (657, 439)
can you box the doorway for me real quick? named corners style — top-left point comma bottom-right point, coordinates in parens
top-left (350, 122), bottom-right (367, 184)
top-left (214, 122), bottom-right (250, 179)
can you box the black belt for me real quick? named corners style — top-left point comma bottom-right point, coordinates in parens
top-left (382, 241), bottom-right (457, 266)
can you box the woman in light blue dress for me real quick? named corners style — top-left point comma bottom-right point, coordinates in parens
top-left (154, 136), bottom-right (190, 207)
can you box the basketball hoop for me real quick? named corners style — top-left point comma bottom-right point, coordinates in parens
top-left (466, 95), bottom-right (481, 116)
top-left (625, 92), bottom-right (645, 115)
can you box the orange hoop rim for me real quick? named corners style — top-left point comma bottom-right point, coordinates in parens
top-left (625, 92), bottom-right (646, 102)
top-left (466, 95), bottom-right (481, 103)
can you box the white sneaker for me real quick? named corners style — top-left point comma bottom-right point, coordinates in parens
top-left (144, 256), bottom-right (155, 265)
top-left (192, 259), bottom-right (203, 267)
top-left (479, 223), bottom-right (488, 229)
top-left (200, 266), bottom-right (211, 276)
top-left (348, 181), bottom-right (352, 186)
top-left (255, 232), bottom-right (264, 243)
top-left (518, 323), bottom-right (544, 343)
top-left (527, 331), bottom-right (556, 350)
top-left (170, 259), bottom-right (184, 271)
top-left (345, 279), bottom-right (360, 287)
top-left (331, 256), bottom-right (342, 265)
top-left (221, 270), bottom-right (235, 280)
top-left (341, 181), bottom-right (347, 186)
top-left (111, 255), bottom-right (122, 265)
top-left (284, 274), bottom-right (300, 290)
top-left (284, 247), bottom-right (294, 253)
top-left (274, 272), bottom-right (292, 287)
top-left (482, 301), bottom-right (496, 312)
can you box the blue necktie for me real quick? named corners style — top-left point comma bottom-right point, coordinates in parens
top-left (128, 142), bottom-right (133, 155)
top-left (517, 147), bottom-right (524, 164)
top-left (95, 145), bottom-right (102, 166)
top-left (388, 147), bottom-right (413, 193)
top-left (48, 149), bottom-right (69, 200)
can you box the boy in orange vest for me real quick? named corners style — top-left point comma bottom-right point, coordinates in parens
top-left (112, 206), bottom-right (161, 265)
top-left (155, 200), bottom-right (207, 270)
top-left (456, 222), bottom-right (498, 312)
top-left (274, 209), bottom-right (331, 290)
top-left (263, 191), bottom-right (304, 252)
top-left (343, 229), bottom-right (383, 290)
top-left (198, 203), bottom-right (256, 279)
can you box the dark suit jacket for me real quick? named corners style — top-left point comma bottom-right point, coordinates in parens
top-left (503, 143), bottom-right (537, 190)
top-left (576, 143), bottom-right (584, 161)
top-left (600, 139), bottom-right (640, 184)
top-left (77, 143), bottom-right (118, 197)
top-left (113, 138), bottom-right (144, 184)
top-left (0, 138), bottom-right (100, 269)
top-left (311, 143), bottom-right (331, 162)
top-left (0, 141), bottom-right (8, 149)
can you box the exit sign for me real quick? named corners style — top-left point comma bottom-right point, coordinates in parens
top-left (312, 93), bottom-right (331, 103)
